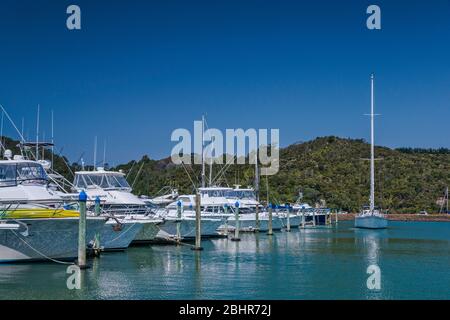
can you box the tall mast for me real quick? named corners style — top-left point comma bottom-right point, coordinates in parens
top-left (21, 118), bottom-right (25, 143)
top-left (51, 110), bottom-right (54, 170)
top-left (201, 115), bottom-right (206, 188)
top-left (36, 104), bottom-right (40, 160)
top-left (254, 151), bottom-right (260, 201)
top-left (208, 118), bottom-right (213, 186)
top-left (370, 73), bottom-right (375, 213)
top-left (0, 110), bottom-right (4, 154)
top-left (93, 136), bottom-right (98, 171)
top-left (103, 139), bottom-right (107, 167)
top-left (42, 132), bottom-right (45, 160)
top-left (209, 156), bottom-right (213, 186)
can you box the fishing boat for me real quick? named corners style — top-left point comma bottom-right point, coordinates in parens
top-left (355, 74), bottom-right (388, 229)
top-left (223, 187), bottom-right (283, 232)
top-left (140, 187), bottom-right (179, 209)
top-left (0, 154), bottom-right (105, 263)
top-left (0, 208), bottom-right (105, 263)
top-left (159, 194), bottom-right (228, 239)
top-left (273, 205), bottom-right (302, 228)
top-left (72, 168), bottom-right (163, 247)
top-left (226, 210), bottom-right (284, 232)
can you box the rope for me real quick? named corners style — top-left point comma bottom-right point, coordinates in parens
top-left (103, 222), bottom-right (138, 244)
top-left (9, 229), bottom-right (74, 265)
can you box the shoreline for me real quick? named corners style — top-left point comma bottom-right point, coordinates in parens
top-left (336, 213), bottom-right (450, 222)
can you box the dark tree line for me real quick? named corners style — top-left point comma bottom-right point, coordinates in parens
top-left (2, 135), bottom-right (449, 214)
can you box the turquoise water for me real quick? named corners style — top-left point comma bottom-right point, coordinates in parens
top-left (1, 221), bottom-right (449, 300)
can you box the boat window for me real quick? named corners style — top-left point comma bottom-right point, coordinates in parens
top-left (225, 190), bottom-right (256, 199)
top-left (16, 162), bottom-right (48, 184)
top-left (200, 189), bottom-right (229, 197)
top-left (77, 173), bottom-right (131, 189)
top-left (225, 191), bottom-right (238, 198)
top-left (178, 196), bottom-right (191, 204)
top-left (205, 206), bottom-right (217, 213)
top-left (106, 175), bottom-right (130, 189)
top-left (74, 174), bottom-right (87, 188)
top-left (0, 164), bottom-right (17, 186)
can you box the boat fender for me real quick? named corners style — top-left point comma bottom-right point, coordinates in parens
top-left (112, 223), bottom-right (123, 232)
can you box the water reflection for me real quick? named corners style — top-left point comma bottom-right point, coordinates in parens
top-left (353, 228), bottom-right (387, 300)
top-left (1, 222), bottom-right (449, 299)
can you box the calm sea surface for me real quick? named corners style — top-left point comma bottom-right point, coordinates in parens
top-left (1, 221), bottom-right (449, 300)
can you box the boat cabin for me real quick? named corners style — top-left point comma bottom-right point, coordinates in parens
top-left (73, 169), bottom-right (131, 191)
top-left (0, 159), bottom-right (49, 187)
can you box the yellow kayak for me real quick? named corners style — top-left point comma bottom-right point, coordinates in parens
top-left (0, 208), bottom-right (80, 219)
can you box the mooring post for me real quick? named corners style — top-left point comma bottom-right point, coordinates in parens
top-left (176, 200), bottom-right (182, 241)
top-left (191, 192), bottom-right (203, 251)
top-left (301, 208), bottom-right (305, 228)
top-left (231, 201), bottom-right (241, 241)
top-left (77, 191), bottom-right (88, 269)
top-left (312, 208), bottom-right (316, 227)
top-left (335, 209), bottom-right (339, 225)
top-left (224, 204), bottom-right (229, 235)
top-left (285, 203), bottom-right (291, 232)
top-left (255, 203), bottom-right (260, 231)
top-left (94, 196), bottom-right (101, 216)
top-left (92, 196), bottom-right (102, 253)
top-left (268, 203), bottom-right (273, 235)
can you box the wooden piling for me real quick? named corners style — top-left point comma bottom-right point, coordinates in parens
top-left (231, 201), bottom-right (240, 241)
top-left (176, 200), bottom-right (182, 241)
top-left (286, 204), bottom-right (291, 232)
top-left (224, 204), bottom-right (229, 235)
top-left (301, 209), bottom-right (305, 228)
top-left (94, 196), bottom-right (101, 216)
top-left (267, 204), bottom-right (273, 235)
top-left (191, 192), bottom-right (203, 251)
top-left (77, 191), bottom-right (88, 269)
top-left (255, 204), bottom-right (260, 231)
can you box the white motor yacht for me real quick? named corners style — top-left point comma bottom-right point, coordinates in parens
top-left (0, 152), bottom-right (105, 263)
top-left (72, 168), bottom-right (163, 248)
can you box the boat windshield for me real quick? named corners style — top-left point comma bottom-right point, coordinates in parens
top-left (0, 162), bottom-right (48, 187)
top-left (225, 190), bottom-right (256, 199)
top-left (75, 174), bottom-right (131, 190)
top-left (200, 189), bottom-right (229, 197)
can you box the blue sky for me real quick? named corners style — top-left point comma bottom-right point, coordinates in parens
top-left (0, 0), bottom-right (449, 165)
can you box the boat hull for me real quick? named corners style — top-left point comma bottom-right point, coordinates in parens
top-left (354, 215), bottom-right (388, 229)
top-left (277, 215), bottom-right (302, 228)
top-left (0, 217), bottom-right (106, 263)
top-left (132, 221), bottom-right (162, 244)
top-left (158, 218), bottom-right (223, 239)
top-left (226, 214), bottom-right (283, 232)
top-left (100, 220), bottom-right (143, 251)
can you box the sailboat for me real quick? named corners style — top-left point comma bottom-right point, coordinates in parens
top-left (355, 73), bottom-right (388, 229)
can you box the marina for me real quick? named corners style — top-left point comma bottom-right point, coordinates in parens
top-left (0, 98), bottom-right (448, 299)
top-left (0, 221), bottom-right (448, 300)
top-left (0, 0), bottom-right (449, 304)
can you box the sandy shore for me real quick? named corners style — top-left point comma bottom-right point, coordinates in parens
top-left (335, 213), bottom-right (450, 222)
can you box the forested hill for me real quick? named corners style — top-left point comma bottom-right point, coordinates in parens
top-left (2, 136), bottom-right (449, 213)
top-left (116, 136), bottom-right (450, 213)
